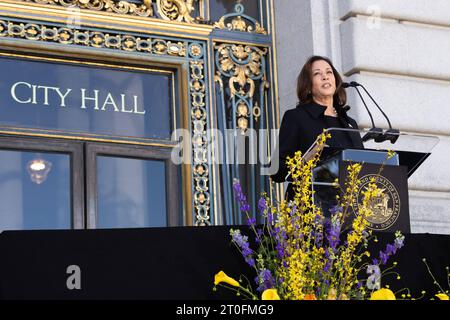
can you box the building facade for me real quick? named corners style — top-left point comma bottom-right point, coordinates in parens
top-left (0, 0), bottom-right (279, 230)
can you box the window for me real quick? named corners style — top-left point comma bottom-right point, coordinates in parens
top-left (0, 136), bottom-right (84, 230)
top-left (86, 143), bottom-right (181, 229)
top-left (0, 136), bottom-right (181, 230)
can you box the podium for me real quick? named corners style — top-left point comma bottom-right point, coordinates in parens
top-left (309, 128), bottom-right (439, 233)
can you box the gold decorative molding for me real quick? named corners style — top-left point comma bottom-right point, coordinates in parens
top-left (214, 42), bottom-right (269, 132)
top-left (215, 43), bottom-right (267, 99)
top-left (23, 0), bottom-right (154, 17)
top-left (214, 15), bottom-right (266, 35)
top-left (19, 0), bottom-right (204, 23)
top-left (189, 59), bottom-right (211, 226)
top-left (156, 0), bottom-right (198, 23)
top-left (0, 1), bottom-right (213, 38)
top-left (0, 20), bottom-right (187, 56)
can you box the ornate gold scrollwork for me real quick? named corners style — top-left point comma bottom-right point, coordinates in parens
top-left (215, 43), bottom-right (267, 99)
top-left (189, 59), bottom-right (210, 226)
top-left (214, 42), bottom-right (268, 132)
top-left (155, 0), bottom-right (198, 23)
top-left (24, 0), bottom-right (154, 17)
top-left (0, 20), bottom-right (188, 55)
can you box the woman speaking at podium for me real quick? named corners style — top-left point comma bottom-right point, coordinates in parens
top-left (271, 55), bottom-right (363, 199)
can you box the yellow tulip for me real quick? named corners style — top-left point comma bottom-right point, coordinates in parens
top-left (370, 288), bottom-right (396, 300)
top-left (214, 271), bottom-right (240, 287)
top-left (262, 289), bottom-right (280, 300)
top-left (435, 293), bottom-right (449, 300)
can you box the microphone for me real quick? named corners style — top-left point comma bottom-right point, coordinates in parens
top-left (342, 82), bottom-right (383, 142)
top-left (342, 81), bottom-right (359, 88)
top-left (343, 81), bottom-right (399, 143)
top-left (357, 83), bottom-right (399, 143)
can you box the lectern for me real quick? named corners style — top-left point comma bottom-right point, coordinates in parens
top-left (309, 128), bottom-right (439, 233)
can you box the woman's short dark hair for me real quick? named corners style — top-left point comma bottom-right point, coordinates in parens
top-left (296, 55), bottom-right (346, 106)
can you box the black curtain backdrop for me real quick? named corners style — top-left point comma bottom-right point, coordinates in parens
top-left (0, 226), bottom-right (449, 300)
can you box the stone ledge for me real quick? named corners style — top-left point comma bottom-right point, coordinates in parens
top-left (409, 190), bottom-right (450, 234)
top-left (338, 0), bottom-right (450, 27)
top-left (340, 17), bottom-right (450, 80)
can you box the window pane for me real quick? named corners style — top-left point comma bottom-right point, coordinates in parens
top-left (0, 150), bottom-right (71, 230)
top-left (96, 156), bottom-right (167, 228)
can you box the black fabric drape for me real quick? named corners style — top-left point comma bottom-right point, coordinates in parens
top-left (0, 227), bottom-right (448, 299)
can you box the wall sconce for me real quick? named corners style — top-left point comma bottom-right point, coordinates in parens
top-left (27, 158), bottom-right (52, 184)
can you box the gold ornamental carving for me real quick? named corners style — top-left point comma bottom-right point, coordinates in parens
top-left (21, 0), bottom-right (202, 22)
top-left (0, 20), bottom-right (187, 56)
top-left (214, 15), bottom-right (266, 35)
top-left (215, 43), bottom-right (267, 99)
top-left (23, 0), bottom-right (154, 17)
top-left (156, 0), bottom-right (198, 23)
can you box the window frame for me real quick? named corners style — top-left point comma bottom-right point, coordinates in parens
top-left (85, 142), bottom-right (181, 229)
top-left (0, 135), bottom-right (84, 229)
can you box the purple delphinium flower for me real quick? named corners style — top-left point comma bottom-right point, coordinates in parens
top-left (394, 234), bottom-right (405, 249)
top-left (233, 180), bottom-right (251, 213)
top-left (323, 250), bottom-right (333, 273)
top-left (377, 234), bottom-right (405, 265)
top-left (314, 229), bottom-right (323, 248)
top-left (366, 264), bottom-right (381, 290)
top-left (267, 211), bottom-right (274, 225)
top-left (255, 269), bottom-right (276, 292)
top-left (325, 219), bottom-right (341, 251)
top-left (379, 250), bottom-right (389, 265)
top-left (230, 229), bottom-right (255, 267)
top-left (255, 228), bottom-right (263, 244)
top-left (276, 242), bottom-right (286, 259)
top-left (323, 260), bottom-right (332, 273)
top-left (386, 243), bottom-right (397, 255)
top-left (246, 217), bottom-right (256, 227)
top-left (258, 197), bottom-right (267, 215)
top-left (329, 205), bottom-right (343, 216)
top-left (288, 205), bottom-right (297, 217)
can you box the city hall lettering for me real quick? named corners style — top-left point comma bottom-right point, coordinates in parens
top-left (10, 81), bottom-right (146, 115)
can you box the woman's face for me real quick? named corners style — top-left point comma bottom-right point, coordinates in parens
top-left (311, 60), bottom-right (336, 101)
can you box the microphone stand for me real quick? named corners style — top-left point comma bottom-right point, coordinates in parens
top-left (357, 83), bottom-right (399, 143)
top-left (354, 86), bottom-right (383, 142)
top-left (348, 83), bottom-right (384, 143)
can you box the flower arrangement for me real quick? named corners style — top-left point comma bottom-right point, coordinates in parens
top-left (213, 132), bottom-right (406, 300)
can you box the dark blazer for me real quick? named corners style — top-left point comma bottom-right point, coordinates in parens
top-left (271, 101), bottom-right (363, 183)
